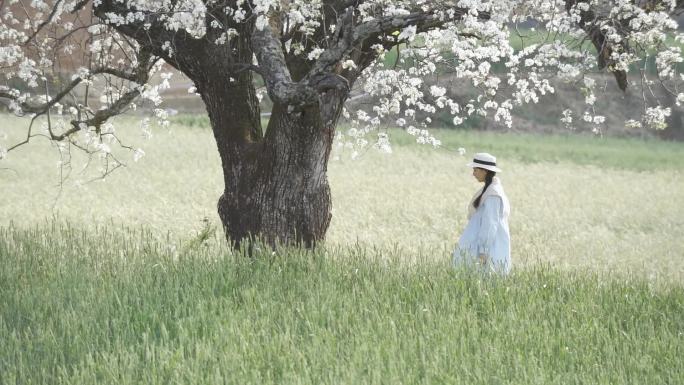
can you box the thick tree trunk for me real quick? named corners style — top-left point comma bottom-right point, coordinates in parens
top-left (215, 100), bottom-right (337, 249)
top-left (183, 18), bottom-right (354, 250)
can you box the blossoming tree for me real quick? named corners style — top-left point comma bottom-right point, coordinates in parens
top-left (1, 0), bottom-right (683, 247)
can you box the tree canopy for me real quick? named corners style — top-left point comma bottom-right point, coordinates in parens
top-left (2, 0), bottom-right (683, 162)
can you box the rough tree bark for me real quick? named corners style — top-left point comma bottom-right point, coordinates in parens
top-left (216, 100), bottom-right (339, 248)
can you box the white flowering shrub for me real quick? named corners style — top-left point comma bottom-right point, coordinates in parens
top-left (1, 0), bottom-right (683, 172)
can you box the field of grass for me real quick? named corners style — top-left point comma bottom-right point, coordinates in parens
top-left (1, 113), bottom-right (683, 383)
top-left (1, 224), bottom-right (683, 385)
top-left (1, 114), bottom-right (683, 280)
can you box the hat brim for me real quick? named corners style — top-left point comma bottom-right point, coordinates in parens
top-left (466, 162), bottom-right (501, 172)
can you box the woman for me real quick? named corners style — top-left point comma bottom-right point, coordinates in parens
top-left (453, 152), bottom-right (511, 275)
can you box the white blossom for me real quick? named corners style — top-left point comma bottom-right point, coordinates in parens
top-left (375, 132), bottom-right (392, 154)
top-left (133, 148), bottom-right (146, 162)
top-left (342, 60), bottom-right (357, 70)
top-left (625, 119), bottom-right (642, 129)
top-left (644, 106), bottom-right (671, 130)
top-left (429, 86), bottom-right (447, 98)
top-left (397, 25), bottom-right (417, 42)
top-left (307, 48), bottom-right (324, 61)
top-left (561, 109), bottom-right (573, 129)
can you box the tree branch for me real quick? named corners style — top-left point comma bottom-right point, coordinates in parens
top-left (0, 65), bottom-right (151, 115)
top-left (7, 114), bottom-right (41, 152)
top-left (22, 0), bottom-right (65, 46)
top-left (2, 50), bottom-right (157, 147)
top-left (0, 78), bottom-right (82, 115)
top-left (60, 87), bottom-right (141, 140)
top-left (564, 0), bottom-right (635, 91)
top-left (305, 6), bottom-right (484, 83)
top-left (334, 0), bottom-right (366, 12)
top-left (260, 2), bottom-right (491, 108)
top-left (252, 23), bottom-right (318, 107)
top-left (70, 0), bottom-right (90, 14)
top-left (93, 0), bottom-right (206, 71)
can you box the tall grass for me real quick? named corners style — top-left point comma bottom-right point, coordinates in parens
top-left (2, 113), bottom-right (683, 384)
top-left (1, 224), bottom-right (683, 385)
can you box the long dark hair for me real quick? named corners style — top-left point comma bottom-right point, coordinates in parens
top-left (473, 169), bottom-right (496, 209)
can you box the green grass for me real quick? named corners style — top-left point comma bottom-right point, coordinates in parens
top-left (392, 128), bottom-right (684, 171)
top-left (2, 113), bottom-right (684, 383)
top-left (1, 223), bottom-right (683, 385)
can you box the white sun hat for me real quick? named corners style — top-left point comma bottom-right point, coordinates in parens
top-left (466, 152), bottom-right (502, 172)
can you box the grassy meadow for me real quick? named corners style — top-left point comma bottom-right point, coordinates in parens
top-left (1, 113), bottom-right (684, 384)
top-left (1, 114), bottom-right (683, 280)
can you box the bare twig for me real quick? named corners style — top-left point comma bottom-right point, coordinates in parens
top-left (7, 114), bottom-right (41, 152)
top-left (22, 0), bottom-right (65, 46)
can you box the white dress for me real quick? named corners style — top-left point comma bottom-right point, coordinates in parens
top-left (453, 177), bottom-right (511, 275)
